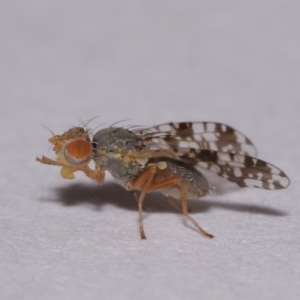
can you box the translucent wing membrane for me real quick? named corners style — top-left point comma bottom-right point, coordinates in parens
top-left (181, 149), bottom-right (290, 190)
top-left (134, 122), bottom-right (290, 190)
top-left (136, 122), bottom-right (257, 157)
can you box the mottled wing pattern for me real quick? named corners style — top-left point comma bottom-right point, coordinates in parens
top-left (182, 149), bottom-right (290, 190)
top-left (135, 121), bottom-right (289, 190)
top-left (136, 122), bottom-right (257, 157)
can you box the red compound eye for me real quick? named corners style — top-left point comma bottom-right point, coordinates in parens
top-left (64, 140), bottom-right (91, 165)
top-left (68, 140), bottom-right (91, 158)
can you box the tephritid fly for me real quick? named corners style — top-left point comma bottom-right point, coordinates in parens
top-left (37, 121), bottom-right (290, 239)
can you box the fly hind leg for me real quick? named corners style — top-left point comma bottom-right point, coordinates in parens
top-left (127, 165), bottom-right (213, 239)
top-left (148, 178), bottom-right (214, 238)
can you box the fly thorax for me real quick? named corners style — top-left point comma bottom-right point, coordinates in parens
top-left (92, 127), bottom-right (146, 185)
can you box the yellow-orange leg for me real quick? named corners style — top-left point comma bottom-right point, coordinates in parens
top-left (166, 197), bottom-right (184, 213)
top-left (147, 178), bottom-right (214, 238)
top-left (36, 156), bottom-right (104, 184)
top-left (37, 156), bottom-right (69, 167)
top-left (83, 167), bottom-right (105, 184)
top-left (127, 166), bottom-right (214, 239)
top-left (127, 166), bottom-right (158, 239)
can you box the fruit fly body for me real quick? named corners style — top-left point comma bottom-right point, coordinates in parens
top-left (37, 122), bottom-right (290, 239)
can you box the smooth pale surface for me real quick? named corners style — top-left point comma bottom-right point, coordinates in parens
top-left (1, 1), bottom-right (299, 300)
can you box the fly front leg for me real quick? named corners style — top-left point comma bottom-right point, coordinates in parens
top-left (82, 167), bottom-right (105, 184)
top-left (126, 165), bottom-right (158, 239)
top-left (36, 156), bottom-right (104, 183)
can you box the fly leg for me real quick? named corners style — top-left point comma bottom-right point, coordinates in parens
top-left (36, 156), bottom-right (104, 184)
top-left (127, 165), bottom-right (213, 239)
top-left (166, 197), bottom-right (183, 212)
top-left (166, 197), bottom-right (191, 213)
top-left (126, 165), bottom-right (158, 239)
top-left (147, 178), bottom-right (214, 238)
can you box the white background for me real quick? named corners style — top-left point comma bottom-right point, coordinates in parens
top-left (1, 1), bottom-right (299, 300)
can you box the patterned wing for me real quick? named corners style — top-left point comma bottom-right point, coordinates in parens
top-left (182, 149), bottom-right (290, 190)
top-left (136, 122), bottom-right (257, 157)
